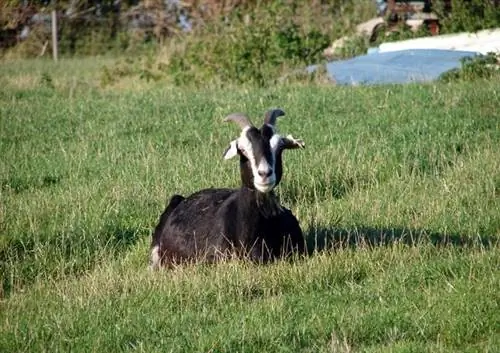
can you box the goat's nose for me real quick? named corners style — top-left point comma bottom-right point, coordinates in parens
top-left (258, 169), bottom-right (273, 178)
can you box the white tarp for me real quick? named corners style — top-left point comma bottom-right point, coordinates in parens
top-left (376, 28), bottom-right (500, 55)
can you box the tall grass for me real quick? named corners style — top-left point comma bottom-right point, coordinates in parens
top-left (0, 59), bottom-right (499, 352)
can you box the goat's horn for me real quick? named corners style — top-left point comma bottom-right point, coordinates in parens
top-left (264, 108), bottom-right (285, 126)
top-left (224, 113), bottom-right (253, 129)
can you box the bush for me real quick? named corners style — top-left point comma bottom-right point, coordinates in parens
top-left (107, 1), bottom-right (377, 87)
top-left (439, 52), bottom-right (500, 82)
top-left (434, 0), bottom-right (500, 33)
top-left (166, 19), bottom-right (331, 86)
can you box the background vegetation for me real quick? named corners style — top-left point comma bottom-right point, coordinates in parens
top-left (2, 1), bottom-right (500, 86)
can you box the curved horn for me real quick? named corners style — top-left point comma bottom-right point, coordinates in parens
top-left (224, 113), bottom-right (253, 129)
top-left (264, 108), bottom-right (285, 126)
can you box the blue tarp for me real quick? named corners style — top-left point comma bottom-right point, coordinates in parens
top-left (308, 49), bottom-right (479, 85)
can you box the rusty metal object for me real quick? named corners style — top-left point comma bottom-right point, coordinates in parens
top-left (384, 0), bottom-right (452, 36)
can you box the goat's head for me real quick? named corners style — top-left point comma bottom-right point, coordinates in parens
top-left (223, 109), bottom-right (305, 193)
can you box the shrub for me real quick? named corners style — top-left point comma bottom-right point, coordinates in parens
top-left (439, 52), bottom-right (500, 82)
top-left (166, 18), bottom-right (331, 87)
top-left (434, 0), bottom-right (500, 33)
top-left (122, 1), bottom-right (377, 87)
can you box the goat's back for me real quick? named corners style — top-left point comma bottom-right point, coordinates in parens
top-left (152, 188), bottom-right (237, 264)
top-left (151, 187), bottom-right (305, 266)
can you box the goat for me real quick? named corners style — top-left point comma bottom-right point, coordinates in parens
top-left (150, 109), bottom-right (305, 268)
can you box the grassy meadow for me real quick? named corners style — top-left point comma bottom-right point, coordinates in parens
top-left (0, 58), bottom-right (499, 352)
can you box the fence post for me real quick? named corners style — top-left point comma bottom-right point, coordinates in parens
top-left (51, 9), bottom-right (58, 62)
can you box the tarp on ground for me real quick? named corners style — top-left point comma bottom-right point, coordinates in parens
top-left (377, 28), bottom-right (500, 55)
top-left (308, 49), bottom-right (479, 86)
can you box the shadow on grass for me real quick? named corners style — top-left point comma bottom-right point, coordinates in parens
top-left (106, 225), bottom-right (144, 249)
top-left (304, 225), bottom-right (497, 255)
top-left (1, 174), bottom-right (64, 194)
top-left (0, 224), bottom-right (145, 299)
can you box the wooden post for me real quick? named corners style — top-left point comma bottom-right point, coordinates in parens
top-left (51, 9), bottom-right (58, 62)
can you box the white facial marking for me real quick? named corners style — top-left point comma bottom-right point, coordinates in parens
top-left (225, 126), bottom-right (284, 193)
top-left (257, 159), bottom-right (271, 175)
top-left (255, 158), bottom-right (274, 190)
top-left (241, 128), bottom-right (276, 192)
top-left (255, 170), bottom-right (275, 192)
top-left (237, 129), bottom-right (254, 161)
top-left (270, 133), bottom-right (282, 153)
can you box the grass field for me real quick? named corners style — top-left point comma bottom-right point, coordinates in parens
top-left (0, 58), bottom-right (499, 352)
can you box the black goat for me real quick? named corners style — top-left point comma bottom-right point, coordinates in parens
top-left (150, 109), bottom-right (305, 268)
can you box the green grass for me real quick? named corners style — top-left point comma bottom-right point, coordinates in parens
top-left (0, 58), bottom-right (499, 352)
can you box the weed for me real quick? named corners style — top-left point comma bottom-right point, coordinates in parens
top-left (440, 52), bottom-right (500, 82)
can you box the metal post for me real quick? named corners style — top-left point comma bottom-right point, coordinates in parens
top-left (51, 9), bottom-right (58, 62)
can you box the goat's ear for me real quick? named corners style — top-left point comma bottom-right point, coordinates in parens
top-left (281, 135), bottom-right (305, 150)
top-left (223, 140), bottom-right (239, 160)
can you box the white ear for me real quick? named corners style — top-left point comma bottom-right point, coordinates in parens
top-left (223, 140), bottom-right (239, 160)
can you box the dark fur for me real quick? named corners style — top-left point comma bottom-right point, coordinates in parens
top-left (152, 188), bottom-right (303, 266)
top-left (151, 121), bottom-right (305, 267)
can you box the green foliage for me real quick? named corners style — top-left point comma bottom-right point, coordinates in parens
top-left (166, 13), bottom-right (331, 87)
top-left (99, 53), bottom-right (165, 87)
top-left (434, 0), bottom-right (500, 33)
top-left (99, 57), bottom-right (138, 86)
top-left (58, 16), bottom-right (130, 57)
top-left (99, 1), bottom-right (377, 87)
top-left (440, 52), bottom-right (500, 82)
top-left (39, 72), bottom-right (55, 89)
top-left (333, 35), bottom-right (371, 60)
